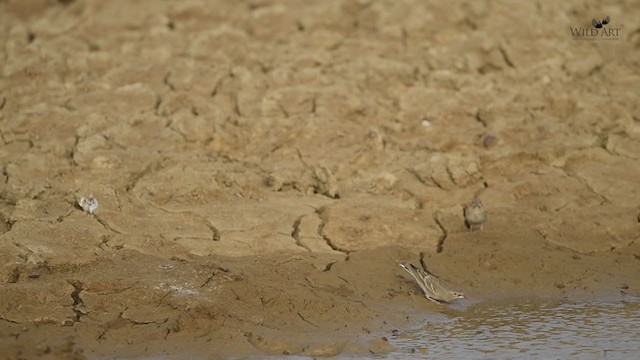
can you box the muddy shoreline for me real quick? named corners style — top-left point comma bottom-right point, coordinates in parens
top-left (1, 244), bottom-right (638, 359)
top-left (1, 0), bottom-right (640, 358)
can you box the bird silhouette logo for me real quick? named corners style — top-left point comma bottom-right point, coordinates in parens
top-left (592, 16), bottom-right (610, 28)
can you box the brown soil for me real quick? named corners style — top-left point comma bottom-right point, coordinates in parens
top-left (1, 0), bottom-right (640, 358)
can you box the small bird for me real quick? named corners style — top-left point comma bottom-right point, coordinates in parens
top-left (399, 262), bottom-right (465, 303)
top-left (78, 195), bottom-right (99, 215)
top-left (464, 197), bottom-right (486, 231)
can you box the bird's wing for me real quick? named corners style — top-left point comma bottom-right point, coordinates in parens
top-left (400, 263), bottom-right (434, 297)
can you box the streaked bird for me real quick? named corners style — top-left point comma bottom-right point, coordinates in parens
top-left (399, 262), bottom-right (465, 303)
top-left (464, 197), bottom-right (486, 231)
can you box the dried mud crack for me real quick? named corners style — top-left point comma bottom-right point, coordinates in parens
top-left (67, 279), bottom-right (85, 324)
top-left (315, 206), bottom-right (349, 255)
top-left (433, 212), bottom-right (448, 253)
top-left (1, 0), bottom-right (640, 358)
top-left (290, 214), bottom-right (311, 252)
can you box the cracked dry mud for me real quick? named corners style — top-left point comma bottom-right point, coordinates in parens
top-left (1, 0), bottom-right (640, 358)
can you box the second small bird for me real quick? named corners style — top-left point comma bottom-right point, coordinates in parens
top-left (464, 197), bottom-right (486, 231)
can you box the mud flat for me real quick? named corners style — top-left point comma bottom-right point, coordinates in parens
top-left (1, 0), bottom-right (639, 358)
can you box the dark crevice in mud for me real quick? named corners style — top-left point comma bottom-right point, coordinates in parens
top-left (433, 212), bottom-right (447, 253)
top-left (499, 46), bottom-right (515, 68)
top-left (232, 93), bottom-right (242, 117)
top-left (210, 74), bottom-right (230, 98)
top-left (1, 164), bottom-right (9, 184)
top-left (163, 72), bottom-right (175, 91)
top-left (7, 265), bottom-right (20, 283)
top-left (405, 167), bottom-right (427, 186)
top-left (563, 171), bottom-right (610, 204)
top-left (69, 135), bottom-right (80, 166)
top-left (444, 165), bottom-right (457, 187)
top-left (310, 97), bottom-right (317, 114)
top-left (315, 207), bottom-right (349, 255)
top-left (475, 109), bottom-right (489, 128)
top-left (149, 205), bottom-right (221, 242)
top-left (296, 312), bottom-right (318, 328)
top-left (185, 217), bottom-right (222, 243)
top-left (0, 315), bottom-right (20, 324)
top-left (290, 215), bottom-right (310, 251)
top-left (323, 261), bottom-right (337, 272)
top-left (166, 123), bottom-right (189, 142)
top-left (157, 290), bottom-right (175, 306)
top-left (209, 222), bottom-right (221, 241)
top-left (419, 252), bottom-right (429, 272)
top-left (0, 212), bottom-right (12, 234)
top-left (67, 279), bottom-right (85, 324)
top-left (154, 94), bottom-right (163, 115)
top-left (121, 308), bottom-right (168, 325)
top-left (93, 215), bottom-right (123, 235)
top-left (291, 216), bottom-right (302, 241)
top-left (200, 265), bottom-right (230, 288)
top-left (125, 162), bottom-right (159, 192)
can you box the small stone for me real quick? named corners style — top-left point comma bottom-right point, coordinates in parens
top-left (481, 132), bottom-right (498, 148)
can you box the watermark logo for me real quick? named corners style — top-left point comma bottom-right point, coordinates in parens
top-left (570, 15), bottom-right (622, 40)
top-left (591, 16), bottom-right (610, 29)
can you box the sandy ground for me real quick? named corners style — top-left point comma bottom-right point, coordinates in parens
top-left (1, 0), bottom-right (640, 358)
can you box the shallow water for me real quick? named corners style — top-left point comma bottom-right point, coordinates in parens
top-left (386, 298), bottom-right (640, 359)
top-left (153, 298), bottom-right (640, 360)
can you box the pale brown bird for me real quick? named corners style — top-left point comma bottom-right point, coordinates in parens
top-left (464, 197), bottom-right (486, 231)
top-left (399, 262), bottom-right (465, 303)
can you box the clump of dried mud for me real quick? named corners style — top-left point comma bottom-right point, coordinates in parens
top-left (1, 0), bottom-right (639, 358)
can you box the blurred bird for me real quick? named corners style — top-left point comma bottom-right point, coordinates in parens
top-left (464, 197), bottom-right (486, 231)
